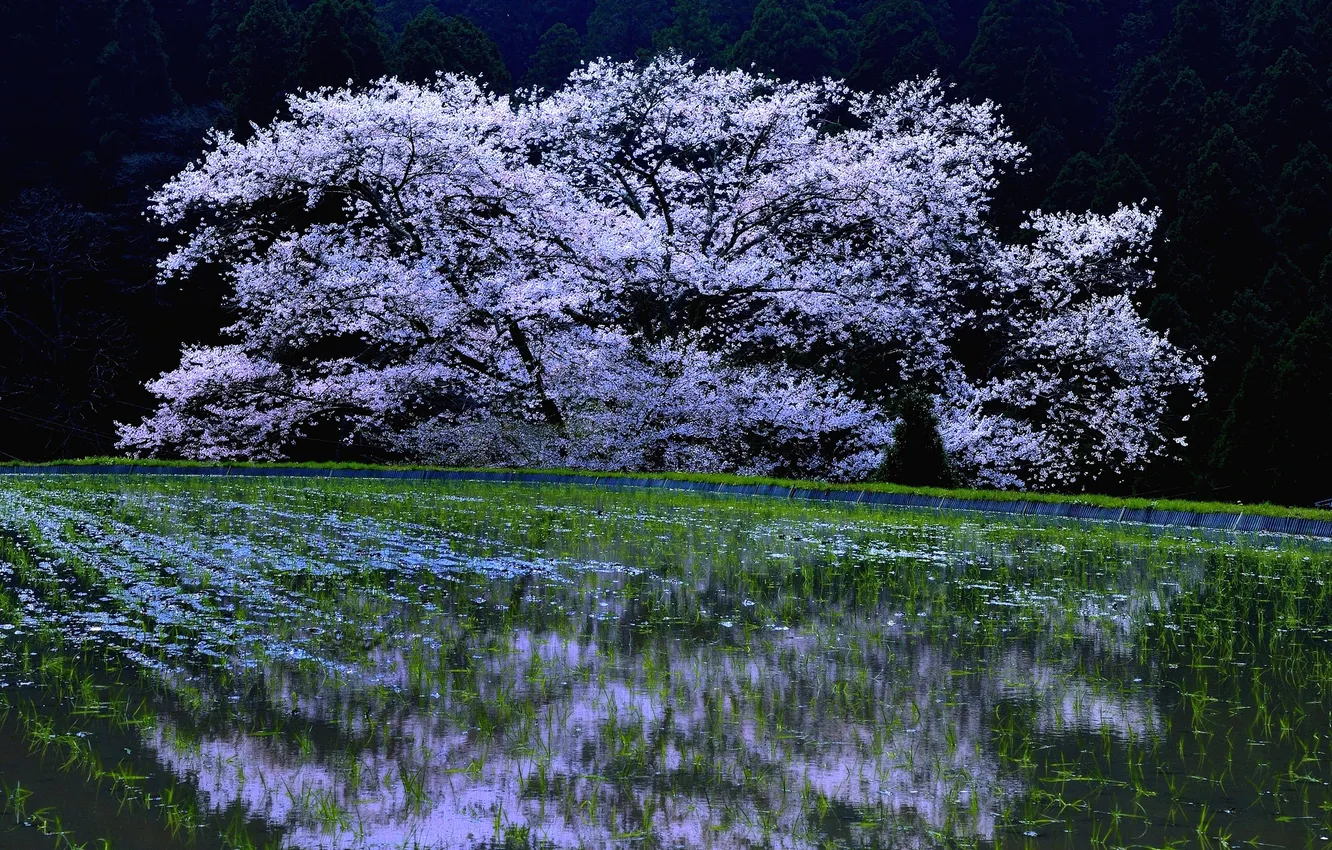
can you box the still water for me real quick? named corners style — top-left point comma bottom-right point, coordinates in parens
top-left (0, 475), bottom-right (1329, 849)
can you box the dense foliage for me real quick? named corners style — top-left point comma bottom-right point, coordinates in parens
top-left (1, 0), bottom-right (1329, 500)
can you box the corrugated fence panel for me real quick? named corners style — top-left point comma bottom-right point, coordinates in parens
top-left (871, 493), bottom-right (944, 509)
top-left (1258, 516), bottom-right (1296, 535)
top-left (1192, 512), bottom-right (1238, 530)
top-left (670, 479), bottom-right (718, 492)
top-left (1120, 508), bottom-right (1153, 524)
top-left (1235, 514), bottom-right (1263, 532)
top-left (942, 498), bottom-right (1002, 513)
top-left (1067, 505), bottom-right (1121, 522)
top-left (1026, 502), bottom-right (1070, 517)
top-left (823, 489), bottom-right (864, 503)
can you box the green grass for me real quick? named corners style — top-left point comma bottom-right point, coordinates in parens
top-left (4, 456), bottom-right (1328, 522)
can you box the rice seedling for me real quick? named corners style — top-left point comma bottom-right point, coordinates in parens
top-left (0, 474), bottom-right (1329, 847)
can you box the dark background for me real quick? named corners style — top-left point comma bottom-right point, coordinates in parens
top-left (1, 0), bottom-right (1328, 503)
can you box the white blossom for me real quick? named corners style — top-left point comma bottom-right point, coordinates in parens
top-left (118, 58), bottom-right (1203, 487)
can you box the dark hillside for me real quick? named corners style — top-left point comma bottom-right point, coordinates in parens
top-left (1, 0), bottom-right (1328, 503)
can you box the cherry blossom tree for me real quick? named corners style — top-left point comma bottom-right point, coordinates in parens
top-left (118, 56), bottom-right (1203, 487)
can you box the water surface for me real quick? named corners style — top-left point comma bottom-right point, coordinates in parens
top-left (0, 476), bottom-right (1329, 849)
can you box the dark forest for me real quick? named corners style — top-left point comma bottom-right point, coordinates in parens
top-left (2, 0), bottom-right (1329, 503)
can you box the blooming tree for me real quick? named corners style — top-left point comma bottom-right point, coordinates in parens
top-left (118, 56), bottom-right (1203, 487)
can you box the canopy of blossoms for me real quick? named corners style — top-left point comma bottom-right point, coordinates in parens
top-left (118, 56), bottom-right (1203, 488)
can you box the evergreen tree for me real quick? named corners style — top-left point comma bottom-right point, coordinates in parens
top-left (300, 0), bottom-right (357, 88)
top-left (729, 0), bottom-right (852, 80)
top-left (89, 0), bottom-right (176, 122)
top-left (878, 390), bottom-right (955, 487)
top-left (1163, 0), bottom-right (1240, 91)
top-left (205, 0), bottom-right (251, 97)
top-left (706, 0), bottom-right (760, 44)
top-left (1062, 0), bottom-right (1114, 91)
top-left (376, 0), bottom-right (434, 32)
top-left (1211, 347), bottom-right (1277, 498)
top-left (653, 0), bottom-right (725, 67)
top-left (333, 0), bottom-right (388, 80)
top-left (413, 0), bottom-right (596, 76)
top-left (88, 0), bottom-right (177, 157)
top-left (1259, 253), bottom-right (1311, 330)
top-left (1013, 46), bottom-right (1071, 188)
top-left (1042, 150), bottom-right (1101, 211)
top-left (1238, 0), bottom-right (1309, 84)
top-left (1268, 310), bottom-right (1332, 503)
top-left (961, 0), bottom-right (1096, 146)
top-left (396, 6), bottom-right (510, 88)
top-left (1108, 0), bottom-right (1174, 80)
top-left (1313, 0), bottom-right (1332, 71)
top-left (1106, 61), bottom-right (1209, 202)
top-left (1043, 151), bottom-right (1156, 213)
top-left (1098, 152), bottom-right (1155, 206)
top-left (1268, 142), bottom-right (1332, 272)
top-left (585, 0), bottom-right (671, 61)
top-left (155, 0), bottom-right (211, 101)
top-left (1164, 124), bottom-right (1271, 335)
top-left (1240, 48), bottom-right (1328, 170)
top-left (227, 0), bottom-right (300, 124)
top-left (298, 0), bottom-right (387, 90)
top-left (849, 0), bottom-right (951, 91)
top-left (522, 23), bottom-right (582, 90)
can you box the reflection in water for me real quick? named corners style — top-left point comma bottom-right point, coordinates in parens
top-left (0, 477), bottom-right (1328, 849)
top-left (148, 630), bottom-right (1161, 848)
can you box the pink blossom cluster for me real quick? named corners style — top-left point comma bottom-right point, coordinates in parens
top-left (118, 56), bottom-right (1203, 487)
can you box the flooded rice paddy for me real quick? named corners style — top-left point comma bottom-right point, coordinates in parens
top-left (0, 476), bottom-right (1330, 849)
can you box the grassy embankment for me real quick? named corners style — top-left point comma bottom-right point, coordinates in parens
top-left (3, 456), bottom-right (1328, 522)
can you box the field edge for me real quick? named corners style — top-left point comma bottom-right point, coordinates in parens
top-left (3, 458), bottom-right (1331, 535)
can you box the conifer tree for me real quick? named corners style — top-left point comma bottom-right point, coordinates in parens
top-left (1268, 142), bottom-right (1332, 272)
top-left (227, 0), bottom-right (300, 124)
top-left (585, 0), bottom-right (671, 61)
top-left (88, 0), bottom-right (177, 159)
top-left (1107, 61), bottom-right (1209, 194)
top-left (155, 0), bottom-right (210, 101)
top-left (522, 23), bottom-right (582, 91)
top-left (89, 0), bottom-right (176, 123)
top-left (1211, 348), bottom-right (1276, 498)
top-left (205, 0), bottom-right (251, 97)
top-left (335, 0), bottom-right (388, 81)
top-left (1312, 0), bottom-right (1332, 70)
top-left (1239, 0), bottom-right (1310, 76)
top-left (397, 6), bottom-right (510, 89)
top-left (850, 0), bottom-right (951, 91)
top-left (1163, 0), bottom-right (1240, 90)
top-left (961, 0), bottom-right (1095, 147)
top-left (729, 0), bottom-right (851, 80)
top-left (653, 0), bottom-right (725, 67)
top-left (1163, 124), bottom-right (1272, 337)
top-left (1240, 48), bottom-right (1328, 169)
top-left (300, 0), bottom-right (358, 88)
top-left (878, 390), bottom-right (955, 487)
top-left (1269, 309), bottom-right (1332, 503)
top-left (298, 0), bottom-right (387, 91)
